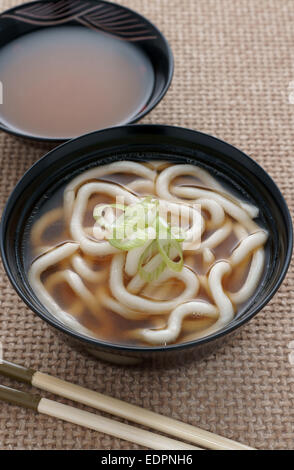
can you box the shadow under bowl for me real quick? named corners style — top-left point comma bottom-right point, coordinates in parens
top-left (0, 125), bottom-right (292, 365)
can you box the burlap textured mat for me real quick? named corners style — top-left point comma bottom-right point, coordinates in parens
top-left (0, 0), bottom-right (293, 450)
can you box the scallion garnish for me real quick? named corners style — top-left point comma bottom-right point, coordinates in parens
top-left (93, 197), bottom-right (186, 281)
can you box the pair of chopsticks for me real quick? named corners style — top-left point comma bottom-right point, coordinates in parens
top-left (0, 360), bottom-right (253, 450)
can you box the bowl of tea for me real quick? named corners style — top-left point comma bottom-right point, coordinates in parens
top-left (0, 0), bottom-right (173, 141)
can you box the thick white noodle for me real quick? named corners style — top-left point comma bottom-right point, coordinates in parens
top-left (97, 286), bottom-right (148, 320)
top-left (230, 231), bottom-right (268, 266)
top-left (208, 261), bottom-right (234, 323)
top-left (203, 247), bottom-right (215, 266)
top-left (127, 246), bottom-right (179, 294)
top-left (156, 164), bottom-right (258, 218)
top-left (158, 199), bottom-right (204, 249)
top-left (71, 254), bottom-right (108, 283)
top-left (232, 223), bottom-right (266, 306)
top-left (44, 269), bottom-right (97, 314)
top-left (229, 248), bottom-right (265, 304)
top-left (195, 198), bottom-right (225, 230)
top-left (110, 254), bottom-right (199, 314)
top-left (28, 243), bottom-right (96, 337)
top-left (128, 179), bottom-right (155, 195)
top-left (233, 223), bottom-right (248, 240)
top-left (173, 186), bottom-right (258, 232)
top-left (240, 202), bottom-right (259, 219)
top-left (64, 161), bottom-right (156, 221)
top-left (178, 261), bottom-right (235, 341)
top-left (93, 204), bottom-right (116, 234)
top-left (125, 240), bottom-right (153, 277)
top-left (92, 224), bottom-right (107, 241)
top-left (70, 182), bottom-right (138, 256)
top-left (137, 301), bottom-right (218, 345)
top-left (197, 219), bottom-right (233, 252)
top-left (156, 164), bottom-right (224, 197)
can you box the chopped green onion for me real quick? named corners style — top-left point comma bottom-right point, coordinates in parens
top-left (109, 237), bottom-right (148, 251)
top-left (157, 238), bottom-right (184, 273)
top-left (109, 228), bottom-right (152, 251)
top-left (93, 197), bottom-right (187, 282)
top-left (138, 240), bottom-right (167, 282)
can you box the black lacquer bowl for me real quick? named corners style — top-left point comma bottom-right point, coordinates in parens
top-left (0, 125), bottom-right (292, 365)
top-left (0, 0), bottom-right (173, 142)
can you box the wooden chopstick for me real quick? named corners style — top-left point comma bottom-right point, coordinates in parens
top-left (0, 360), bottom-right (254, 450)
top-left (0, 384), bottom-right (199, 450)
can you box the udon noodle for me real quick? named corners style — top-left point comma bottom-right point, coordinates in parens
top-left (27, 160), bottom-right (268, 346)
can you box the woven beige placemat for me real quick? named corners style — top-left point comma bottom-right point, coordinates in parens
top-left (0, 0), bottom-right (293, 450)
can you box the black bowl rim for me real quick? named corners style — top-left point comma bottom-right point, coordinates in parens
top-left (0, 0), bottom-right (174, 143)
top-left (1, 124), bottom-right (293, 353)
